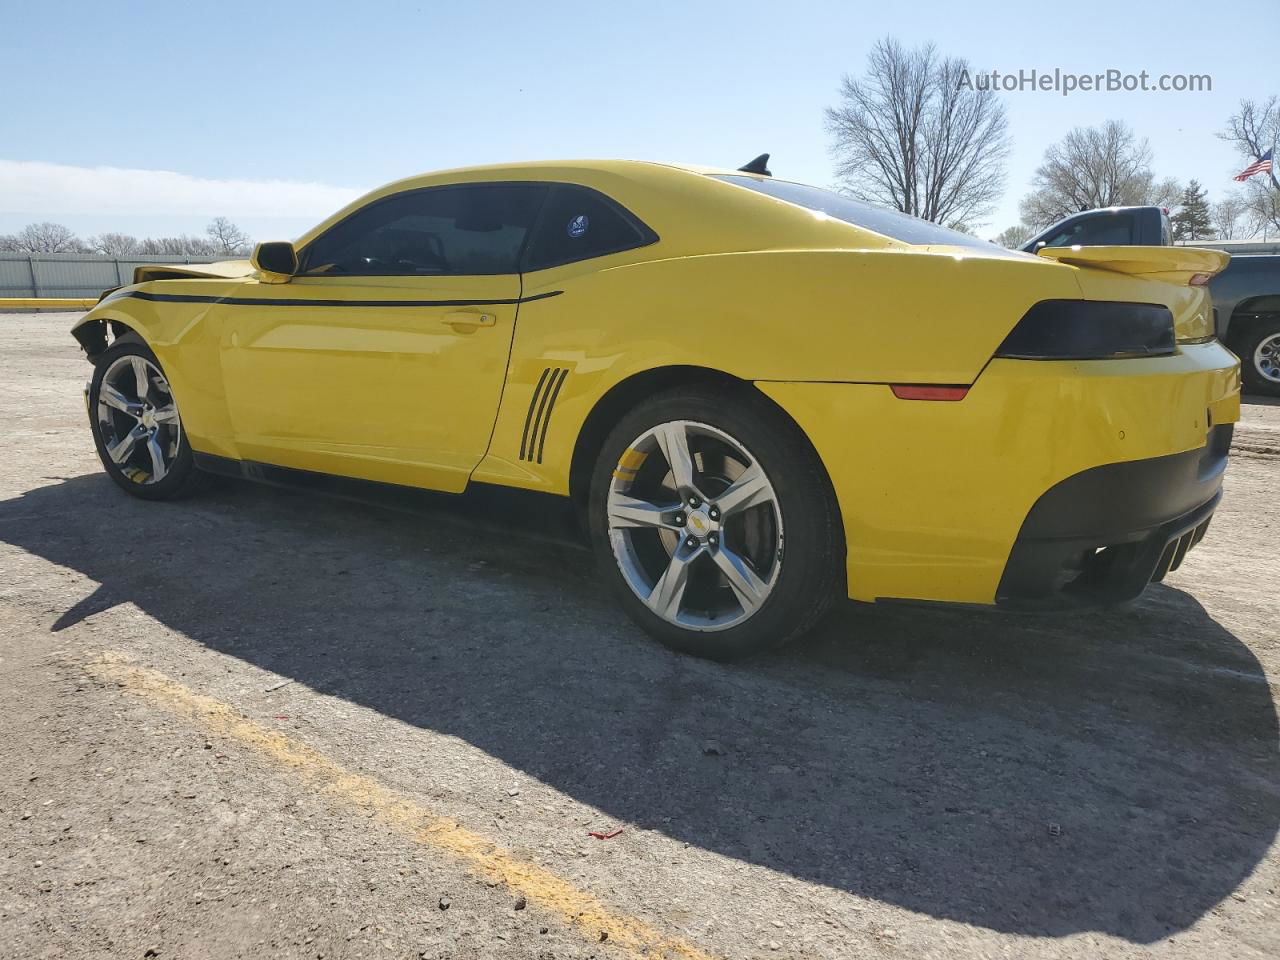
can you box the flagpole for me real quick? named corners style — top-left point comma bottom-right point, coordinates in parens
top-left (1267, 129), bottom-right (1279, 241)
top-left (1270, 127), bottom-right (1280, 192)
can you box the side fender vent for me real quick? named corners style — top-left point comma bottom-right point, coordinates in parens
top-left (520, 366), bottom-right (569, 464)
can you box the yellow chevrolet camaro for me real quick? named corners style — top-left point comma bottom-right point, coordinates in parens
top-left (71, 157), bottom-right (1240, 659)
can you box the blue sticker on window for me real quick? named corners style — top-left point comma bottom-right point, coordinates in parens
top-left (567, 214), bottom-right (589, 238)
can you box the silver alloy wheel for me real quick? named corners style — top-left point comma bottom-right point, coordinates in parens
top-left (1255, 332), bottom-right (1280, 384)
top-left (96, 355), bottom-right (182, 485)
top-left (607, 420), bottom-right (783, 631)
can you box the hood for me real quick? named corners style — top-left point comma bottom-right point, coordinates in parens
top-left (132, 259), bottom-right (255, 285)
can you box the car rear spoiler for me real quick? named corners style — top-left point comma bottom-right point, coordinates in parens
top-left (1036, 245), bottom-right (1230, 286)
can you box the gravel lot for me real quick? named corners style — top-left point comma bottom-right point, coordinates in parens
top-left (2, 311), bottom-right (1278, 959)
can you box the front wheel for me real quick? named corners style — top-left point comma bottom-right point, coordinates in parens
top-left (588, 386), bottom-right (844, 660)
top-left (88, 333), bottom-right (206, 500)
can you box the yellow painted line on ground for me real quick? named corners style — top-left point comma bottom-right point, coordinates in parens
top-left (85, 653), bottom-right (717, 960)
top-left (0, 297), bottom-right (96, 309)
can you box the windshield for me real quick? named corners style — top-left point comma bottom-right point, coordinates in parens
top-left (712, 175), bottom-right (999, 251)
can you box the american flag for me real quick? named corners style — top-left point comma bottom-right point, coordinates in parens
top-left (1233, 149), bottom-right (1274, 182)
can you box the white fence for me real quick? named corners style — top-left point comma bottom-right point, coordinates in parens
top-left (0, 253), bottom-right (231, 300)
top-left (1181, 239), bottom-right (1280, 256)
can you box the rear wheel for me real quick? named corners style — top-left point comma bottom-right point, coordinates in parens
top-left (88, 334), bottom-right (206, 500)
top-left (1238, 317), bottom-right (1280, 397)
top-left (588, 386), bottom-right (843, 660)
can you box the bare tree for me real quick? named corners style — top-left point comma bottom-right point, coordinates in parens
top-left (6, 221), bottom-right (84, 253)
top-left (1220, 96), bottom-right (1279, 183)
top-left (1219, 97), bottom-right (1280, 234)
top-left (1142, 176), bottom-right (1184, 209)
top-left (88, 232), bottom-right (141, 256)
top-left (1246, 190), bottom-right (1280, 237)
top-left (138, 235), bottom-right (218, 256)
top-left (205, 217), bottom-right (252, 256)
top-left (1018, 121), bottom-right (1160, 228)
top-left (1211, 193), bottom-right (1250, 240)
top-left (825, 38), bottom-right (1010, 229)
top-left (993, 224), bottom-right (1032, 249)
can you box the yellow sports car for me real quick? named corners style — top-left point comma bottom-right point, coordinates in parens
top-left (71, 156), bottom-right (1240, 659)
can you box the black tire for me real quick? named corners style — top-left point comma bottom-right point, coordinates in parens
top-left (1236, 316), bottom-right (1280, 398)
top-left (88, 333), bottom-right (208, 500)
top-left (587, 384), bottom-right (844, 660)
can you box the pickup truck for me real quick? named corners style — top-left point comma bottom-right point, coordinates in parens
top-left (1021, 206), bottom-right (1280, 395)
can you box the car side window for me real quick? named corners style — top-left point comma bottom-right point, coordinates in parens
top-left (299, 183), bottom-right (546, 277)
top-left (522, 185), bottom-right (656, 271)
top-left (1043, 215), bottom-right (1135, 249)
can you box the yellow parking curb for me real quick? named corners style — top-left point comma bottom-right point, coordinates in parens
top-left (85, 653), bottom-right (719, 960)
top-left (0, 297), bottom-right (96, 309)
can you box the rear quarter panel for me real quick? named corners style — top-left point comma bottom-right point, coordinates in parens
top-left (473, 247), bottom-right (1081, 492)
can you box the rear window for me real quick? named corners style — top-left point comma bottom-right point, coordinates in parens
top-left (523, 184), bottom-right (656, 271)
top-left (1040, 214), bottom-right (1135, 249)
top-left (712, 175), bottom-right (998, 250)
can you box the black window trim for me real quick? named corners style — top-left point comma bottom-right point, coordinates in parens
top-left (295, 180), bottom-right (659, 279)
top-left (518, 183), bottom-right (660, 273)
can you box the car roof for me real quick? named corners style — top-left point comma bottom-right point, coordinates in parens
top-left (292, 159), bottom-right (775, 250)
top-left (379, 158), bottom-right (757, 187)
top-left (289, 158), bottom-right (1010, 261)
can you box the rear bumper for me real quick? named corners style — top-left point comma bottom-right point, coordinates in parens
top-left (996, 425), bottom-right (1231, 606)
top-left (757, 342), bottom-right (1241, 605)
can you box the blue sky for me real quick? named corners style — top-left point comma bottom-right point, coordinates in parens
top-left (1, 0), bottom-right (1272, 241)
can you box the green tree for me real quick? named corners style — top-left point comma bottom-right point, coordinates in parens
top-left (1171, 180), bottom-right (1215, 241)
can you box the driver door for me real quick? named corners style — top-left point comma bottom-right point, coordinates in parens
top-left (218, 182), bottom-right (546, 493)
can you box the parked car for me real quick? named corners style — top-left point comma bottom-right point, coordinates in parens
top-left (71, 159), bottom-right (1240, 659)
top-left (1021, 205), bottom-right (1172, 251)
top-left (1023, 207), bottom-right (1280, 395)
top-left (1198, 254), bottom-right (1280, 396)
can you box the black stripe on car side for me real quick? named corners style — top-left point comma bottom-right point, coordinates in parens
top-left (535, 368), bottom-right (569, 464)
top-left (519, 368), bottom-right (554, 462)
top-left (114, 289), bottom-right (563, 308)
top-left (525, 368), bottom-right (561, 463)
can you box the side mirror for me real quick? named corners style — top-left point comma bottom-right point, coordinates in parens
top-left (252, 241), bottom-right (297, 282)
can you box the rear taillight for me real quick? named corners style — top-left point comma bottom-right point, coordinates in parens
top-left (995, 300), bottom-right (1175, 360)
top-left (1189, 273), bottom-right (1212, 286)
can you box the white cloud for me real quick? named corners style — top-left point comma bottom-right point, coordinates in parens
top-left (0, 159), bottom-right (365, 218)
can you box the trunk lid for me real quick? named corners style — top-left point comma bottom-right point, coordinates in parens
top-left (1035, 245), bottom-right (1229, 284)
top-left (1037, 245), bottom-right (1230, 341)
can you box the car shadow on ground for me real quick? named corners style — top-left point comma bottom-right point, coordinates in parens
top-left (4, 473), bottom-right (1277, 944)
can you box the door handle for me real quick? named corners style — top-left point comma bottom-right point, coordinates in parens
top-left (442, 311), bottom-right (496, 330)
